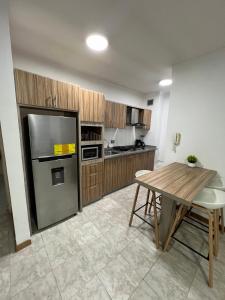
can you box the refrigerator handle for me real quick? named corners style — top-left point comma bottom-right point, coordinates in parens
top-left (38, 154), bottom-right (74, 162)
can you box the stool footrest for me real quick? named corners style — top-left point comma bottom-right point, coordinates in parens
top-left (183, 219), bottom-right (209, 234)
top-left (172, 236), bottom-right (209, 260)
top-left (133, 212), bottom-right (155, 228)
top-left (170, 213), bottom-right (209, 261)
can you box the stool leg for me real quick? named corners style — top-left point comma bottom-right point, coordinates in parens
top-left (213, 210), bottom-right (219, 257)
top-left (164, 205), bottom-right (184, 251)
top-left (208, 211), bottom-right (214, 288)
top-left (148, 192), bottom-right (155, 214)
top-left (144, 189), bottom-right (151, 216)
top-left (152, 193), bottom-right (160, 249)
top-left (220, 208), bottom-right (224, 234)
top-left (216, 209), bottom-right (220, 255)
top-left (129, 184), bottom-right (140, 226)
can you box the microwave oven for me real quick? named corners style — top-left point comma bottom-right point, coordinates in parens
top-left (81, 145), bottom-right (101, 161)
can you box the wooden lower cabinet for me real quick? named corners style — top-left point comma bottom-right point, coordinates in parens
top-left (103, 156), bottom-right (127, 195)
top-left (104, 151), bottom-right (155, 195)
top-left (82, 162), bottom-right (103, 206)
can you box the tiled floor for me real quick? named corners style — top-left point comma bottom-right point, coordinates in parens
top-left (1, 183), bottom-right (225, 299)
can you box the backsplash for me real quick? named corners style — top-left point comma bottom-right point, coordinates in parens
top-left (104, 127), bottom-right (146, 147)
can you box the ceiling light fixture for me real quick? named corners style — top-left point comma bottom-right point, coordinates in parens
top-left (159, 79), bottom-right (173, 87)
top-left (86, 34), bottom-right (108, 52)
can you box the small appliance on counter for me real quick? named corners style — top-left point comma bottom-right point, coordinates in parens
top-left (135, 139), bottom-right (145, 149)
top-left (27, 114), bottom-right (79, 230)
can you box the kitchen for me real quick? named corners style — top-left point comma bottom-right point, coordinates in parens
top-left (1, 0), bottom-right (225, 299)
top-left (15, 70), bottom-right (156, 229)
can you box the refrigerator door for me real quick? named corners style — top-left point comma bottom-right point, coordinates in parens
top-left (28, 114), bottom-right (76, 159)
top-left (32, 156), bottom-right (78, 229)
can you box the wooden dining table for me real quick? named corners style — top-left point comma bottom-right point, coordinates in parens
top-left (135, 162), bottom-right (217, 245)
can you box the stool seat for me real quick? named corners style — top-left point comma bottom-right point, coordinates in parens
top-left (193, 188), bottom-right (225, 209)
top-left (207, 176), bottom-right (225, 191)
top-left (135, 170), bottom-right (152, 177)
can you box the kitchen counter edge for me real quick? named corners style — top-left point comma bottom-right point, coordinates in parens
top-left (104, 146), bottom-right (157, 160)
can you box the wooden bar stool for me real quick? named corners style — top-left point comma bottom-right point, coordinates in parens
top-left (129, 170), bottom-right (160, 249)
top-left (164, 188), bottom-right (225, 288)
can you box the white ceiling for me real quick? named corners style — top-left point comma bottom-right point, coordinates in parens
top-left (9, 0), bottom-right (225, 93)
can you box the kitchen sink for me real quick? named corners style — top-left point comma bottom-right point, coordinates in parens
top-left (104, 149), bottom-right (120, 156)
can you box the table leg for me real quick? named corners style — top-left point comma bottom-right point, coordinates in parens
top-left (159, 196), bottom-right (177, 247)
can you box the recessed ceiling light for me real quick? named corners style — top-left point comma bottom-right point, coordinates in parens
top-left (86, 34), bottom-right (108, 52)
top-left (159, 79), bottom-right (173, 87)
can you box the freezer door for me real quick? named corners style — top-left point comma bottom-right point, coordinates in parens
top-left (32, 156), bottom-right (78, 229)
top-left (28, 114), bottom-right (76, 159)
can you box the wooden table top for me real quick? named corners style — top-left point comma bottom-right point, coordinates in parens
top-left (135, 162), bottom-right (217, 205)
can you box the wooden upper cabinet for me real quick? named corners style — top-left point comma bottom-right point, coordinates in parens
top-left (67, 84), bottom-right (79, 111)
top-left (53, 80), bottom-right (68, 109)
top-left (53, 80), bottom-right (80, 111)
top-left (104, 100), bottom-right (126, 128)
top-left (35, 74), bottom-right (55, 107)
top-left (14, 69), bottom-right (80, 111)
top-left (114, 102), bottom-right (126, 128)
top-left (104, 100), bottom-right (113, 128)
top-left (79, 88), bottom-right (105, 123)
top-left (14, 69), bottom-right (55, 107)
top-left (143, 109), bottom-right (152, 130)
top-left (139, 109), bottom-right (152, 130)
top-left (14, 69), bottom-right (38, 105)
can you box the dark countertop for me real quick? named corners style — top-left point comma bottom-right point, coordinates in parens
top-left (104, 145), bottom-right (157, 159)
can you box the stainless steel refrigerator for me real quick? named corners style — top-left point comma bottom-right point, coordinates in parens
top-left (28, 114), bottom-right (78, 229)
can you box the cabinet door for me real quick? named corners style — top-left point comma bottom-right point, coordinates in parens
top-left (104, 100), bottom-right (126, 128)
top-left (68, 84), bottom-right (79, 111)
top-left (104, 157), bottom-right (128, 194)
top-left (82, 162), bottom-right (103, 206)
top-left (103, 159), bottom-right (115, 195)
top-left (79, 88), bottom-right (105, 123)
top-left (126, 154), bottom-right (136, 184)
top-left (143, 109), bottom-right (152, 130)
top-left (134, 151), bottom-right (155, 173)
top-left (52, 80), bottom-right (68, 109)
top-left (14, 69), bottom-right (37, 105)
top-left (116, 103), bottom-right (126, 128)
top-left (79, 88), bottom-right (90, 121)
top-left (53, 80), bottom-right (79, 110)
top-left (94, 92), bottom-right (105, 123)
top-left (104, 101), bottom-right (114, 128)
top-left (104, 158), bottom-right (123, 194)
top-left (35, 74), bottom-right (54, 107)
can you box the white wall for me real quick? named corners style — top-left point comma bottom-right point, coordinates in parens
top-left (165, 48), bottom-right (225, 178)
top-left (144, 92), bottom-right (170, 163)
top-left (157, 92), bottom-right (170, 162)
top-left (0, 0), bottom-right (30, 245)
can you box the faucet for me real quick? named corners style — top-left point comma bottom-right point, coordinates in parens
top-left (104, 138), bottom-right (110, 149)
